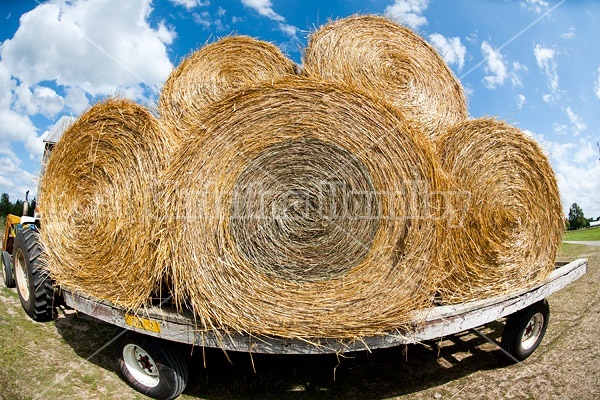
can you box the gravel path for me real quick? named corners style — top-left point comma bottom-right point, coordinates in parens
top-left (562, 240), bottom-right (600, 247)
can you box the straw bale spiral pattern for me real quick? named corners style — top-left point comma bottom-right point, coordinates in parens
top-left (230, 138), bottom-right (380, 282)
top-left (39, 99), bottom-right (169, 310)
top-left (158, 77), bottom-right (444, 337)
top-left (158, 36), bottom-right (297, 140)
top-left (435, 118), bottom-right (563, 303)
top-left (303, 15), bottom-right (468, 138)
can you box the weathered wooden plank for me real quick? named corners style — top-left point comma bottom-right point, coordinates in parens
top-left (61, 259), bottom-right (587, 355)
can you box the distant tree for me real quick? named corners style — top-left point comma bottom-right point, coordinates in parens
top-left (11, 200), bottom-right (23, 216)
top-left (568, 203), bottom-right (590, 230)
top-left (0, 193), bottom-right (9, 217)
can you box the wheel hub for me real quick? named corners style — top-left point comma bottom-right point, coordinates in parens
top-left (137, 354), bottom-right (154, 374)
top-left (521, 312), bottom-right (544, 350)
top-left (14, 249), bottom-right (30, 302)
top-left (123, 343), bottom-right (160, 388)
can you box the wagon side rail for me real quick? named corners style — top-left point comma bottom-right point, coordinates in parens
top-left (60, 258), bottom-right (587, 355)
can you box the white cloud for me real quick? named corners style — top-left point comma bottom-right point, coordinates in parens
top-left (516, 94), bottom-right (526, 109)
top-left (594, 66), bottom-right (600, 99)
top-left (33, 87), bottom-right (64, 117)
top-left (534, 44), bottom-right (559, 100)
top-left (241, 0), bottom-right (299, 40)
top-left (241, 0), bottom-right (284, 22)
top-left (384, 0), bottom-right (429, 30)
top-left (0, 154), bottom-right (40, 200)
top-left (0, 62), bottom-right (16, 109)
top-left (565, 107), bottom-right (586, 136)
top-left (279, 23), bottom-right (298, 38)
top-left (534, 45), bottom-right (554, 65)
top-left (15, 85), bottom-right (64, 117)
top-left (552, 123), bottom-right (568, 136)
top-left (520, 0), bottom-right (549, 13)
top-left (462, 85), bottom-right (474, 97)
top-left (511, 62), bottom-right (527, 87)
top-left (14, 83), bottom-right (36, 115)
top-left (64, 87), bottom-right (89, 115)
top-left (528, 132), bottom-right (600, 218)
top-left (0, 107), bottom-right (43, 159)
top-left (156, 21), bottom-right (176, 46)
top-left (573, 141), bottom-right (597, 165)
top-left (428, 33), bottom-right (466, 70)
top-left (465, 32), bottom-right (478, 45)
top-left (481, 41), bottom-right (507, 89)
top-left (170, 0), bottom-right (209, 9)
top-left (23, 131), bottom-right (45, 157)
top-left (561, 27), bottom-right (575, 39)
top-left (0, 0), bottom-right (174, 101)
top-left (193, 10), bottom-right (226, 31)
top-left (193, 11), bottom-right (211, 29)
top-left (0, 108), bottom-right (38, 144)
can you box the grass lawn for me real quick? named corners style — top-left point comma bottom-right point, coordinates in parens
top-left (564, 226), bottom-right (600, 241)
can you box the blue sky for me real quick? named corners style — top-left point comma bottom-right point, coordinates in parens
top-left (0, 0), bottom-right (598, 218)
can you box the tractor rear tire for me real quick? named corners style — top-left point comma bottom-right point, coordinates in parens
top-left (13, 227), bottom-right (53, 322)
top-left (2, 250), bottom-right (15, 288)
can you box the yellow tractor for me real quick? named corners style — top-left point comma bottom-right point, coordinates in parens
top-left (1, 213), bottom-right (23, 287)
top-left (1, 116), bottom-right (75, 321)
top-left (1, 192), bottom-right (53, 321)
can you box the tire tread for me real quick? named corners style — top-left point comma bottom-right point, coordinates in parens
top-left (2, 251), bottom-right (16, 288)
top-left (501, 299), bottom-right (550, 362)
top-left (115, 332), bottom-right (188, 400)
top-left (13, 228), bottom-right (53, 322)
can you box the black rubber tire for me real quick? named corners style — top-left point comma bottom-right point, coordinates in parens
top-left (2, 250), bottom-right (15, 288)
top-left (115, 332), bottom-right (188, 400)
top-left (12, 227), bottom-right (53, 322)
top-left (501, 299), bottom-right (550, 362)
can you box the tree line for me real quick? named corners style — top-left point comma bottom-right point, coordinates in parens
top-left (0, 193), bottom-right (36, 218)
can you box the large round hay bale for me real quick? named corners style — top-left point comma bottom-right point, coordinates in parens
top-left (303, 15), bottom-right (468, 139)
top-left (39, 98), bottom-right (171, 310)
top-left (159, 77), bottom-right (445, 339)
top-left (435, 118), bottom-right (563, 303)
top-left (158, 36), bottom-right (298, 140)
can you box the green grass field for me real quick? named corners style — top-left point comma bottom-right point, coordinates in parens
top-left (564, 226), bottom-right (600, 241)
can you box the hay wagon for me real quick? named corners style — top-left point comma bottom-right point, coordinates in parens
top-left (1, 115), bottom-right (587, 400)
top-left (1, 218), bottom-right (587, 400)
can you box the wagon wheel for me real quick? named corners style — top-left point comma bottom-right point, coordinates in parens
top-left (115, 332), bottom-right (188, 400)
top-left (501, 299), bottom-right (550, 361)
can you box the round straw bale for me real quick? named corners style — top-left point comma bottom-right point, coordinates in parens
top-left (158, 36), bottom-right (298, 140)
top-left (435, 118), bottom-right (563, 303)
top-left (303, 14), bottom-right (468, 139)
top-left (159, 76), bottom-right (445, 339)
top-left (39, 98), bottom-right (170, 310)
